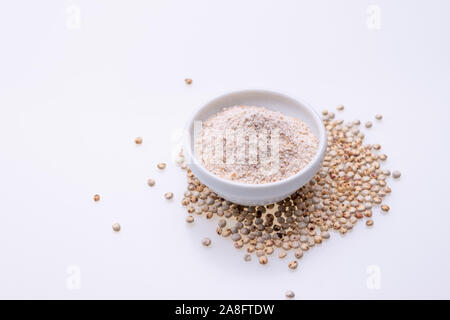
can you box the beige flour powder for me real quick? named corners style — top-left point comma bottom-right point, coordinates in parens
top-left (195, 106), bottom-right (318, 184)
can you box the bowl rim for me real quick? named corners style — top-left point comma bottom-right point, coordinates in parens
top-left (184, 89), bottom-right (327, 189)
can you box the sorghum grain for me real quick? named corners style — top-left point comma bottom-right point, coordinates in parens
top-left (202, 238), bottom-right (211, 247)
top-left (285, 290), bottom-right (295, 298)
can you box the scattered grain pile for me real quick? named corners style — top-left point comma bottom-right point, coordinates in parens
top-left (177, 107), bottom-right (399, 268)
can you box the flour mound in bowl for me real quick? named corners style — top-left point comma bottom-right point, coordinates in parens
top-left (195, 105), bottom-right (319, 184)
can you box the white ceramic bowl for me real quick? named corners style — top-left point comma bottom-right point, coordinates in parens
top-left (184, 90), bottom-right (327, 206)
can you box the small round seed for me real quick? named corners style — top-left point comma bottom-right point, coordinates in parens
top-left (365, 121), bottom-right (373, 128)
top-left (175, 157), bottom-right (184, 165)
top-left (231, 233), bottom-right (241, 241)
top-left (256, 250), bottom-right (265, 257)
top-left (186, 215), bottom-right (194, 223)
top-left (321, 231), bottom-right (330, 239)
top-left (185, 78), bottom-right (192, 85)
top-left (93, 194), bottom-right (100, 202)
top-left (381, 204), bottom-right (390, 212)
top-left (112, 223), bottom-right (121, 232)
top-left (134, 137), bottom-right (143, 144)
top-left (278, 251), bottom-right (287, 259)
top-left (337, 104), bottom-right (344, 111)
top-left (294, 249), bottom-right (303, 259)
top-left (202, 237), bottom-right (211, 247)
top-left (147, 179), bottom-right (155, 187)
top-left (314, 235), bottom-right (322, 244)
top-left (222, 229), bottom-right (232, 237)
top-left (244, 254), bottom-right (252, 262)
top-left (366, 220), bottom-right (374, 227)
top-left (157, 163), bottom-right (166, 170)
top-left (375, 114), bottom-right (383, 120)
top-left (218, 219), bottom-right (226, 228)
top-left (259, 256), bottom-right (268, 265)
top-left (288, 261), bottom-right (298, 270)
top-left (300, 243), bottom-right (309, 251)
top-left (285, 290), bottom-right (295, 299)
top-left (392, 170), bottom-right (401, 179)
top-left (164, 192), bottom-right (174, 200)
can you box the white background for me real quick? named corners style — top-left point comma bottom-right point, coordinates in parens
top-left (1, 0), bottom-right (449, 299)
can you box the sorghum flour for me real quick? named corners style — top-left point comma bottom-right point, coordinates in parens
top-left (195, 106), bottom-right (318, 184)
